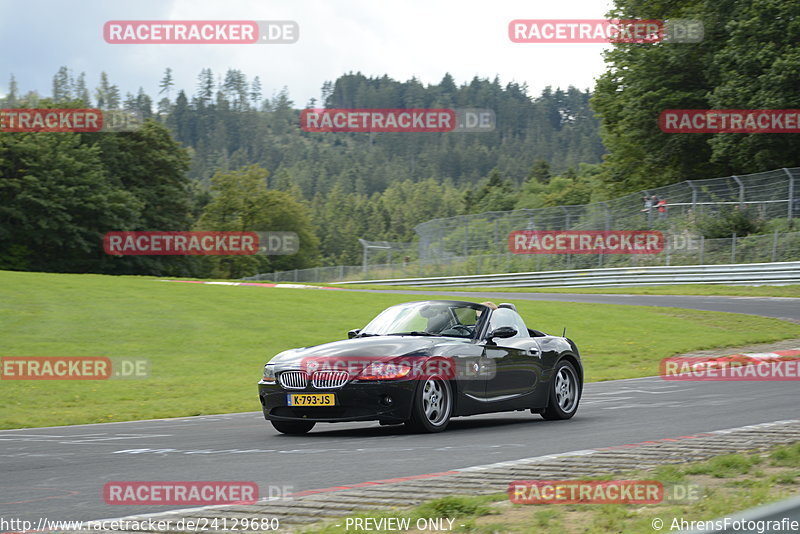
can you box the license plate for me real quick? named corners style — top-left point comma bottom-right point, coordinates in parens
top-left (287, 393), bottom-right (336, 406)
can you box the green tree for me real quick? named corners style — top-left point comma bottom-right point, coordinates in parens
top-left (0, 131), bottom-right (139, 272)
top-left (197, 165), bottom-right (320, 277)
top-left (95, 72), bottom-right (120, 110)
top-left (592, 0), bottom-right (800, 193)
top-left (707, 0), bottom-right (800, 171)
top-left (52, 66), bottom-right (72, 102)
top-left (74, 73), bottom-right (90, 105)
top-left (527, 159), bottom-right (552, 184)
top-left (466, 170), bottom-right (516, 213)
top-left (159, 68), bottom-right (175, 98)
top-left (4, 75), bottom-right (18, 106)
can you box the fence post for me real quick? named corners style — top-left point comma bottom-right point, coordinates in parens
top-left (359, 238), bottom-right (369, 277)
top-left (771, 230), bottom-right (779, 262)
top-left (732, 176), bottom-right (744, 206)
top-left (731, 233), bottom-right (737, 263)
top-left (688, 180), bottom-right (698, 212)
top-left (463, 217), bottom-right (469, 257)
top-left (600, 202), bottom-right (612, 230)
top-left (784, 168), bottom-right (795, 222)
top-left (294, 269), bottom-right (298, 282)
top-left (561, 206), bottom-right (571, 229)
top-left (699, 235), bottom-right (704, 265)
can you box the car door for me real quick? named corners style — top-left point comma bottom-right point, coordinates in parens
top-left (434, 306), bottom-right (493, 415)
top-left (448, 343), bottom-right (491, 414)
top-left (481, 309), bottom-right (545, 408)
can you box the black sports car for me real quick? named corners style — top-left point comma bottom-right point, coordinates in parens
top-left (258, 300), bottom-right (582, 434)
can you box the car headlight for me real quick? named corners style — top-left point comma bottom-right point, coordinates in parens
top-left (356, 362), bottom-right (412, 381)
top-left (262, 364), bottom-right (276, 383)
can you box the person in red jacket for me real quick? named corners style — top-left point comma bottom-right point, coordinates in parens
top-left (656, 197), bottom-right (668, 219)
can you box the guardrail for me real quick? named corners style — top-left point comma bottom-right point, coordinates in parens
top-left (679, 493), bottom-right (800, 533)
top-left (334, 261), bottom-right (800, 288)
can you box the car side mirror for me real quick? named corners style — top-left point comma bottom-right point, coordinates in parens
top-left (348, 329), bottom-right (361, 339)
top-left (488, 326), bottom-right (517, 340)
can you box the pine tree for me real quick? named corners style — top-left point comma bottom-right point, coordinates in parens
top-left (6, 75), bottom-right (18, 106)
top-left (528, 160), bottom-right (552, 184)
top-left (159, 67), bottom-right (175, 98)
top-left (320, 81), bottom-right (333, 107)
top-left (196, 68), bottom-right (214, 107)
top-left (75, 73), bottom-right (90, 105)
top-left (95, 72), bottom-right (120, 109)
top-left (250, 76), bottom-right (262, 108)
top-left (52, 66), bottom-right (71, 102)
top-left (136, 87), bottom-right (153, 118)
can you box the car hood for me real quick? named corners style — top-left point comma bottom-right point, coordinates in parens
top-left (269, 336), bottom-right (462, 367)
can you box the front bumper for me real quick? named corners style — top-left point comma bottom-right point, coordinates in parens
top-left (258, 380), bottom-right (417, 423)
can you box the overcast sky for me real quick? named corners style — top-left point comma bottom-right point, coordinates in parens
top-left (1, 0), bottom-right (616, 105)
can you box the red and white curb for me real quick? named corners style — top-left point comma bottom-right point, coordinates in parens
top-left (67, 419), bottom-right (800, 532)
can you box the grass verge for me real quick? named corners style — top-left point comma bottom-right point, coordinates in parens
top-left (0, 270), bottom-right (797, 429)
top-left (328, 284), bottom-right (800, 298)
top-left (301, 442), bottom-right (800, 534)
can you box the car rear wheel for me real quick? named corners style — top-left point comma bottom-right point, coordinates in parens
top-left (541, 360), bottom-right (580, 420)
top-left (271, 420), bottom-right (316, 435)
top-left (406, 376), bottom-right (452, 433)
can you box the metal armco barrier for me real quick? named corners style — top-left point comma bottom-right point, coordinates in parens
top-left (335, 261), bottom-right (800, 288)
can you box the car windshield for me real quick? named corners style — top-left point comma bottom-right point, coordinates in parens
top-left (359, 302), bottom-right (487, 339)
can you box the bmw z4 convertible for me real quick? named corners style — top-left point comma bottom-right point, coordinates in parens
top-left (258, 300), bottom-right (582, 434)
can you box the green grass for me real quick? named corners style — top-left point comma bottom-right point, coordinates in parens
top-left (769, 442), bottom-right (800, 466)
top-left (0, 270), bottom-right (798, 429)
top-left (684, 454), bottom-right (762, 478)
top-left (332, 283), bottom-right (800, 298)
top-left (300, 444), bottom-right (800, 534)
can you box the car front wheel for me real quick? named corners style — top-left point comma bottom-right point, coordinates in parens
top-left (271, 420), bottom-right (316, 435)
top-left (406, 376), bottom-right (452, 433)
top-left (541, 360), bottom-right (580, 420)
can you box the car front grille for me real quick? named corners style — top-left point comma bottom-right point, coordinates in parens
top-left (278, 371), bottom-right (308, 389)
top-left (311, 370), bottom-right (349, 389)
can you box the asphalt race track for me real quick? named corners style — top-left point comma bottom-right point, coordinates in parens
top-left (351, 289), bottom-right (800, 321)
top-left (2, 376), bottom-right (799, 522)
top-left (1, 292), bottom-right (798, 523)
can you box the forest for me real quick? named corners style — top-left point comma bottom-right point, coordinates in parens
top-left (2, 0), bottom-right (799, 276)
